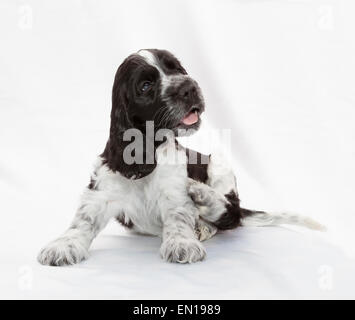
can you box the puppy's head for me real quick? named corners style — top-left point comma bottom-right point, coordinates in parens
top-left (111, 49), bottom-right (205, 136)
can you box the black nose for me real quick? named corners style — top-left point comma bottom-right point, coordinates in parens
top-left (179, 81), bottom-right (197, 101)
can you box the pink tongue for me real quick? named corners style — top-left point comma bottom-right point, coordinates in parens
top-left (182, 111), bottom-right (198, 125)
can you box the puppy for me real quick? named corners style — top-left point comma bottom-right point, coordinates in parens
top-left (38, 49), bottom-right (324, 265)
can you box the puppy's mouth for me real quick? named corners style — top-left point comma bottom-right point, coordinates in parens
top-left (180, 107), bottom-right (201, 126)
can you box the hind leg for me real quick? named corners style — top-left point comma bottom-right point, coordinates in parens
top-left (188, 155), bottom-right (243, 230)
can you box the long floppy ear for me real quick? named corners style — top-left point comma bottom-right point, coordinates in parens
top-left (101, 56), bottom-right (158, 179)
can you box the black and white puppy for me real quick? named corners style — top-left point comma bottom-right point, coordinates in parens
top-left (38, 49), bottom-right (324, 265)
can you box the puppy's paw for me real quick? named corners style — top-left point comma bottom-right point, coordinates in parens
top-left (187, 179), bottom-right (210, 205)
top-left (160, 237), bottom-right (206, 263)
top-left (195, 219), bottom-right (218, 242)
top-left (37, 236), bottom-right (89, 266)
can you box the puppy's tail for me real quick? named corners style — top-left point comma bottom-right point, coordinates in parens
top-left (240, 208), bottom-right (326, 231)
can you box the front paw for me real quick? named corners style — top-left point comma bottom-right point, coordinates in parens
top-left (160, 237), bottom-right (206, 263)
top-left (37, 236), bottom-right (89, 266)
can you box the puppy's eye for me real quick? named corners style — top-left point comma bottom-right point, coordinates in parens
top-left (165, 60), bottom-right (176, 69)
top-left (141, 81), bottom-right (152, 92)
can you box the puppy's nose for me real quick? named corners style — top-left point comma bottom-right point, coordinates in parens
top-left (179, 81), bottom-right (197, 101)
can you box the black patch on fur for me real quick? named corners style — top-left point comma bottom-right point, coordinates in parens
top-left (88, 177), bottom-right (97, 190)
top-left (213, 190), bottom-right (242, 230)
top-left (101, 54), bottom-right (162, 179)
top-left (185, 148), bottom-right (210, 183)
top-left (116, 214), bottom-right (134, 229)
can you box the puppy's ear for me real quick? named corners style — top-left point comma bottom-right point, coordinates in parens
top-left (110, 60), bottom-right (132, 138)
top-left (101, 56), bottom-right (157, 179)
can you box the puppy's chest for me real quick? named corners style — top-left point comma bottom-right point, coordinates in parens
top-left (120, 162), bottom-right (189, 232)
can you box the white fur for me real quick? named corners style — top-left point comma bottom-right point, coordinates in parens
top-left (242, 211), bottom-right (327, 231)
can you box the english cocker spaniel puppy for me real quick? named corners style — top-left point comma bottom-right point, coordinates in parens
top-left (38, 49), bottom-right (324, 265)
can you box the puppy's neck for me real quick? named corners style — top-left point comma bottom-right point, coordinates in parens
top-left (101, 127), bottom-right (169, 180)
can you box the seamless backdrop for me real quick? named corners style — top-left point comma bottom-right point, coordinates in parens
top-left (1, 0), bottom-right (355, 299)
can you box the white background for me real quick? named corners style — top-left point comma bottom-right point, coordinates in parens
top-left (1, 0), bottom-right (354, 299)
